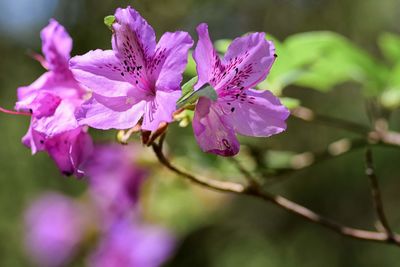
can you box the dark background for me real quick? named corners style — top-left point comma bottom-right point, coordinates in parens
top-left (1, 0), bottom-right (400, 266)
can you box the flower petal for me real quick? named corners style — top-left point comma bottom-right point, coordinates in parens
top-left (22, 125), bottom-right (46, 154)
top-left (83, 144), bottom-right (147, 220)
top-left (69, 129), bottom-right (93, 177)
top-left (193, 97), bottom-right (239, 156)
top-left (141, 90), bottom-right (181, 132)
top-left (112, 6), bottom-right (156, 89)
top-left (76, 97), bottom-right (145, 130)
top-left (217, 33), bottom-right (276, 91)
top-left (89, 219), bottom-right (175, 267)
top-left (41, 19), bottom-right (72, 71)
top-left (193, 23), bottom-right (224, 90)
top-left (25, 193), bottom-right (84, 267)
top-left (150, 31), bottom-right (193, 91)
top-left (32, 100), bottom-right (80, 137)
top-left (28, 92), bottom-right (61, 119)
top-left (16, 71), bottom-right (83, 114)
top-left (16, 72), bottom-right (53, 103)
top-left (221, 89), bottom-right (289, 137)
top-left (93, 93), bottom-right (142, 112)
top-left (44, 128), bottom-right (92, 176)
top-left (70, 49), bottom-right (133, 97)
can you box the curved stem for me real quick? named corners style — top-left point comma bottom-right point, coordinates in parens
top-left (365, 148), bottom-right (395, 240)
top-left (152, 140), bottom-right (400, 246)
top-left (152, 142), bottom-right (245, 193)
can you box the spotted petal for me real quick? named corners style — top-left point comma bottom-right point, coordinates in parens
top-left (70, 49), bottom-right (133, 97)
top-left (221, 89), bottom-right (289, 137)
top-left (150, 31), bottom-right (193, 91)
top-left (193, 97), bottom-right (239, 156)
top-left (193, 23), bottom-right (224, 90)
top-left (216, 33), bottom-right (276, 92)
top-left (112, 6), bottom-right (157, 89)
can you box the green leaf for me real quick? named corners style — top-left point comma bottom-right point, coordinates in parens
top-left (266, 31), bottom-right (387, 95)
top-left (385, 62), bottom-right (400, 90)
top-left (378, 33), bottom-right (400, 64)
top-left (379, 61), bottom-right (400, 108)
top-left (176, 84), bottom-right (217, 109)
top-left (104, 15), bottom-right (115, 29)
top-left (181, 76), bottom-right (198, 97)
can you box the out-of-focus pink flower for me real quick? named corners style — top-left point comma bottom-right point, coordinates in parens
top-left (14, 19), bottom-right (92, 176)
top-left (25, 193), bottom-right (85, 267)
top-left (192, 23), bottom-right (290, 156)
top-left (71, 6), bottom-right (193, 132)
top-left (83, 144), bottom-right (147, 222)
top-left (89, 219), bottom-right (175, 267)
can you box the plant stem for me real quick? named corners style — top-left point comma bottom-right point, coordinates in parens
top-left (365, 148), bottom-right (395, 241)
top-left (152, 140), bottom-right (400, 246)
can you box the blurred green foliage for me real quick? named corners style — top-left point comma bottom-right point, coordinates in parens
top-left (2, 0), bottom-right (400, 267)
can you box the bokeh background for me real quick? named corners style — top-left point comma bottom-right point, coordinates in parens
top-left (1, 0), bottom-right (400, 266)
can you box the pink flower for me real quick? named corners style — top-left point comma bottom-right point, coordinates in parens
top-left (15, 19), bottom-right (92, 176)
top-left (89, 219), bottom-right (175, 267)
top-left (25, 193), bottom-right (85, 267)
top-left (83, 144), bottom-right (147, 222)
top-left (70, 6), bottom-right (193, 132)
top-left (192, 23), bottom-right (290, 156)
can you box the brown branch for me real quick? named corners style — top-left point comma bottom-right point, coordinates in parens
top-left (152, 142), bottom-right (245, 193)
top-left (292, 106), bottom-right (371, 136)
top-left (248, 188), bottom-right (399, 244)
top-left (290, 106), bottom-right (400, 151)
top-left (152, 140), bottom-right (400, 246)
top-left (249, 138), bottom-right (368, 185)
top-left (229, 157), bottom-right (259, 187)
top-left (365, 148), bottom-right (395, 241)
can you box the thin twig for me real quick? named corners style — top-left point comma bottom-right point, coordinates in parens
top-left (292, 106), bottom-right (370, 136)
top-left (151, 140), bottom-right (400, 246)
top-left (254, 138), bottom-right (368, 186)
top-left (248, 188), bottom-right (399, 244)
top-left (289, 106), bottom-right (400, 151)
top-left (229, 157), bottom-right (258, 187)
top-left (365, 148), bottom-right (395, 240)
top-left (152, 141), bottom-right (245, 193)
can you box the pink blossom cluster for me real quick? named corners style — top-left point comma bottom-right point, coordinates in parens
top-left (0, 5), bottom-right (292, 267)
top-left (25, 144), bottom-right (175, 267)
top-left (1, 5), bottom-right (289, 176)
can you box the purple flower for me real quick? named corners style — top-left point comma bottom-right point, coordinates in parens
top-left (25, 193), bottom-right (85, 267)
top-left (70, 6), bottom-right (193, 132)
top-left (89, 219), bottom-right (175, 267)
top-left (83, 144), bottom-right (147, 222)
top-left (192, 23), bottom-right (290, 156)
top-left (15, 19), bottom-right (92, 176)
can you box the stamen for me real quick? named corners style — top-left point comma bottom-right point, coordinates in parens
top-left (0, 106), bottom-right (31, 116)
